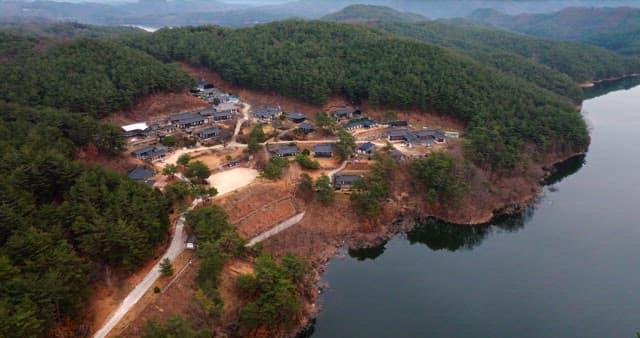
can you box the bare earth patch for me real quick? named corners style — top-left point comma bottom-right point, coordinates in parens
top-left (208, 168), bottom-right (259, 196)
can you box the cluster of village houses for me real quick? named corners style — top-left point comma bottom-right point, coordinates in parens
top-left (124, 80), bottom-right (457, 189)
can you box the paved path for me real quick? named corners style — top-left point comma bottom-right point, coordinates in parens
top-left (231, 103), bottom-right (250, 144)
top-left (246, 212), bottom-right (306, 247)
top-left (92, 198), bottom-right (202, 338)
top-left (327, 161), bottom-right (348, 181)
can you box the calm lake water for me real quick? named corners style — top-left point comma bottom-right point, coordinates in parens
top-left (308, 79), bottom-right (640, 338)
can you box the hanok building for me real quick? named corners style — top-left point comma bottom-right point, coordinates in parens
top-left (212, 111), bottom-right (234, 121)
top-left (333, 173), bottom-right (362, 190)
top-left (344, 118), bottom-right (376, 130)
top-left (127, 167), bottom-right (156, 186)
top-left (386, 120), bottom-right (408, 127)
top-left (332, 108), bottom-right (353, 121)
top-left (385, 129), bottom-right (446, 148)
top-left (122, 122), bottom-right (151, 138)
top-left (298, 122), bottom-right (316, 134)
top-left (254, 106), bottom-right (282, 120)
top-left (313, 144), bottom-right (334, 158)
top-left (197, 126), bottom-right (222, 139)
top-left (272, 145), bottom-right (299, 157)
top-left (169, 112), bottom-right (206, 129)
top-left (131, 146), bottom-right (168, 161)
top-left (216, 102), bottom-right (239, 114)
top-left (357, 142), bottom-right (376, 154)
top-left (285, 111), bottom-right (307, 123)
top-left (197, 108), bottom-right (216, 118)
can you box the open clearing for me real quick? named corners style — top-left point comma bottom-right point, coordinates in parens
top-left (208, 168), bottom-right (258, 196)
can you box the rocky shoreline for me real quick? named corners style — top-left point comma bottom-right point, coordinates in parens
top-left (287, 151), bottom-right (585, 337)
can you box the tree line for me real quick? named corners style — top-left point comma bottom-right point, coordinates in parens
top-left (0, 102), bottom-right (170, 336)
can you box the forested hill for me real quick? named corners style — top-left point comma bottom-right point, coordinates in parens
top-left (321, 4), bottom-right (428, 23)
top-left (469, 7), bottom-right (640, 57)
top-left (0, 101), bottom-right (171, 336)
top-left (127, 20), bottom-right (589, 170)
top-left (0, 35), bottom-right (191, 118)
top-left (323, 5), bottom-right (640, 89)
top-left (0, 30), bottom-right (190, 336)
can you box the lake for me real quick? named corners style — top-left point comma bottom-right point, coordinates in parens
top-left (308, 79), bottom-right (640, 338)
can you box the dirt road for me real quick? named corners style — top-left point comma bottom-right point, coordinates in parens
top-left (93, 198), bottom-right (202, 338)
top-left (231, 103), bottom-right (250, 144)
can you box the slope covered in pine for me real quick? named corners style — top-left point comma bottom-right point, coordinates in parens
top-left (127, 20), bottom-right (589, 171)
top-left (0, 36), bottom-right (191, 118)
top-left (469, 7), bottom-right (640, 57)
top-left (323, 5), bottom-right (640, 90)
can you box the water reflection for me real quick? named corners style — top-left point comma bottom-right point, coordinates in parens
top-left (348, 244), bottom-right (386, 260)
top-left (543, 154), bottom-right (586, 186)
top-left (583, 75), bottom-right (640, 99)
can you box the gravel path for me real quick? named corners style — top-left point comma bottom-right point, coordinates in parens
top-left (92, 198), bottom-right (202, 338)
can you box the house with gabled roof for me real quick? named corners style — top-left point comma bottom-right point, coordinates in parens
top-left (334, 173), bottom-right (362, 189)
top-left (344, 118), bottom-right (376, 130)
top-left (254, 106), bottom-right (282, 120)
top-left (313, 144), bottom-right (334, 158)
top-left (386, 120), bottom-right (408, 127)
top-left (286, 111), bottom-right (306, 123)
top-left (216, 102), bottom-right (239, 113)
top-left (272, 145), bottom-right (299, 157)
top-left (298, 122), bottom-right (315, 134)
top-left (332, 108), bottom-right (352, 121)
top-left (357, 142), bottom-right (376, 154)
top-left (131, 146), bottom-right (168, 161)
top-left (197, 126), bottom-right (222, 139)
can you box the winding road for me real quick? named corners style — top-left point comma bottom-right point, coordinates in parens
top-left (94, 104), bottom-right (254, 338)
top-left (93, 198), bottom-right (202, 338)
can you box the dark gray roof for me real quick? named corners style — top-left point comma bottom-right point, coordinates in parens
top-left (128, 167), bottom-right (155, 181)
top-left (358, 142), bottom-right (376, 152)
top-left (313, 144), bottom-right (334, 153)
top-left (185, 234), bottom-right (197, 244)
top-left (274, 146), bottom-right (299, 156)
top-left (385, 129), bottom-right (410, 138)
top-left (198, 127), bottom-right (221, 137)
top-left (131, 146), bottom-right (154, 156)
top-left (299, 122), bottom-right (315, 131)
top-left (254, 106), bottom-right (281, 118)
top-left (213, 110), bottom-right (233, 117)
top-left (169, 112), bottom-right (199, 122)
top-left (286, 111), bottom-right (306, 120)
top-left (198, 108), bottom-right (216, 116)
top-left (333, 109), bottom-right (351, 116)
top-left (344, 118), bottom-right (375, 129)
top-left (334, 174), bottom-right (362, 188)
top-left (387, 120), bottom-right (408, 127)
top-left (177, 115), bottom-right (206, 125)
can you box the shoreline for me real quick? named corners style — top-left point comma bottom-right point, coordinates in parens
top-left (287, 150), bottom-right (586, 337)
top-left (578, 73), bottom-right (640, 88)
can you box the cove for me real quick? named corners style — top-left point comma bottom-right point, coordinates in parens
top-left (307, 80), bottom-right (640, 338)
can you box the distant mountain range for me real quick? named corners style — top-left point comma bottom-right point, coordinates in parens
top-left (2, 0), bottom-right (640, 27)
top-left (468, 6), bottom-right (640, 56)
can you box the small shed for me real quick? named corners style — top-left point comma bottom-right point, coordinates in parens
top-left (185, 234), bottom-right (198, 250)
